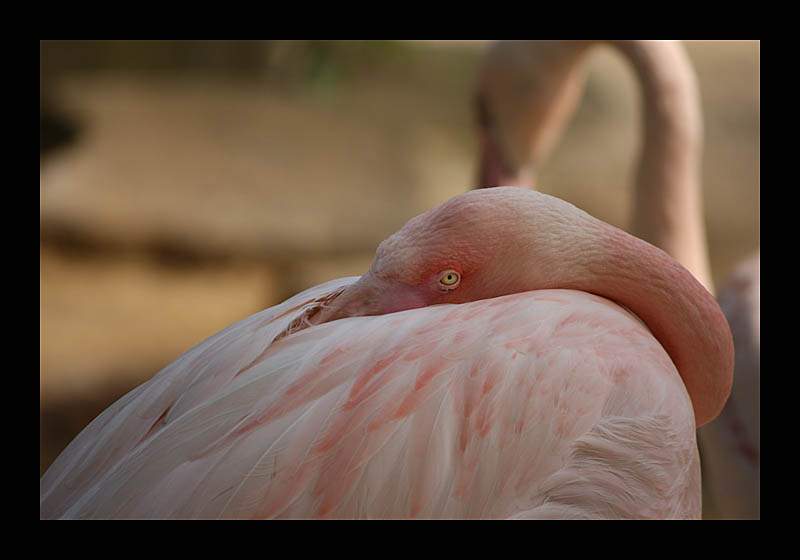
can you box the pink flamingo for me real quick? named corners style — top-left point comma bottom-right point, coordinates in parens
top-left (475, 39), bottom-right (758, 518)
top-left (39, 186), bottom-right (733, 519)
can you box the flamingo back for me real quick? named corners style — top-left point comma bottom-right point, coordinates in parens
top-left (40, 287), bottom-right (700, 519)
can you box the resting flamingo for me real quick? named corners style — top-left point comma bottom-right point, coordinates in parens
top-left (39, 186), bottom-right (733, 519)
top-left (475, 39), bottom-right (759, 518)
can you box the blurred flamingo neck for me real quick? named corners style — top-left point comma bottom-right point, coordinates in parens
top-left (476, 40), bottom-right (593, 189)
top-left (607, 40), bottom-right (713, 292)
top-left (476, 97), bottom-right (535, 189)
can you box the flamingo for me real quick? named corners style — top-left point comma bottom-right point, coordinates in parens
top-left (39, 186), bottom-right (733, 519)
top-left (475, 39), bottom-right (759, 518)
top-left (696, 251), bottom-right (759, 518)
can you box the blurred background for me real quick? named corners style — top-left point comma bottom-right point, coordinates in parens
top-left (40, 40), bottom-right (759, 487)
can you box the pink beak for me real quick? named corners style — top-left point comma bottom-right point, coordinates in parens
top-left (310, 271), bottom-right (436, 326)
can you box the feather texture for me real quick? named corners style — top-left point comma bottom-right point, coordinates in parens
top-left (40, 284), bottom-right (700, 519)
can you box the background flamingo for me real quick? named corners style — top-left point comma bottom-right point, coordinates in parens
top-left (476, 40), bottom-right (711, 290)
top-left (39, 187), bottom-right (733, 519)
top-left (697, 250), bottom-right (759, 518)
top-left (474, 39), bottom-right (759, 518)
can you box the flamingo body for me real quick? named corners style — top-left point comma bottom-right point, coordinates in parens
top-left (40, 279), bottom-right (700, 519)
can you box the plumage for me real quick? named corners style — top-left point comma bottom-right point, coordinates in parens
top-left (41, 287), bottom-right (699, 519)
top-left (40, 187), bottom-right (732, 519)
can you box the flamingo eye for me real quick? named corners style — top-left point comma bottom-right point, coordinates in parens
top-left (438, 270), bottom-right (461, 288)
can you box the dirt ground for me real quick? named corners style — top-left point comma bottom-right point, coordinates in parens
top-left (39, 41), bottom-right (759, 512)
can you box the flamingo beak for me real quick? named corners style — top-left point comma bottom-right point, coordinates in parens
top-left (310, 271), bottom-right (435, 326)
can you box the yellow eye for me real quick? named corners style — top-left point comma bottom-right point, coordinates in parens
top-left (439, 270), bottom-right (461, 287)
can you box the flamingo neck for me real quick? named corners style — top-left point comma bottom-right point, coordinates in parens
top-left (607, 40), bottom-right (713, 292)
top-left (577, 218), bottom-right (732, 427)
top-left (491, 189), bottom-right (733, 427)
top-left (476, 40), bottom-right (593, 188)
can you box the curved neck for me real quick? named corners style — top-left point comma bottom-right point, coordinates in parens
top-left (566, 214), bottom-right (733, 427)
top-left (607, 40), bottom-right (713, 292)
top-left (493, 189), bottom-right (733, 427)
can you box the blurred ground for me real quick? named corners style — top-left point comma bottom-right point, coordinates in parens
top-left (40, 40), bottom-right (760, 505)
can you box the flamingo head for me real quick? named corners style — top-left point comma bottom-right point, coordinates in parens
top-left (312, 187), bottom-right (601, 323)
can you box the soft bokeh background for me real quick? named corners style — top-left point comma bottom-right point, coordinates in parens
top-left (40, 40), bottom-right (759, 493)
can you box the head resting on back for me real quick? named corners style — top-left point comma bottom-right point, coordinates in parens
top-left (369, 187), bottom-right (596, 306)
top-left (310, 186), bottom-right (733, 427)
